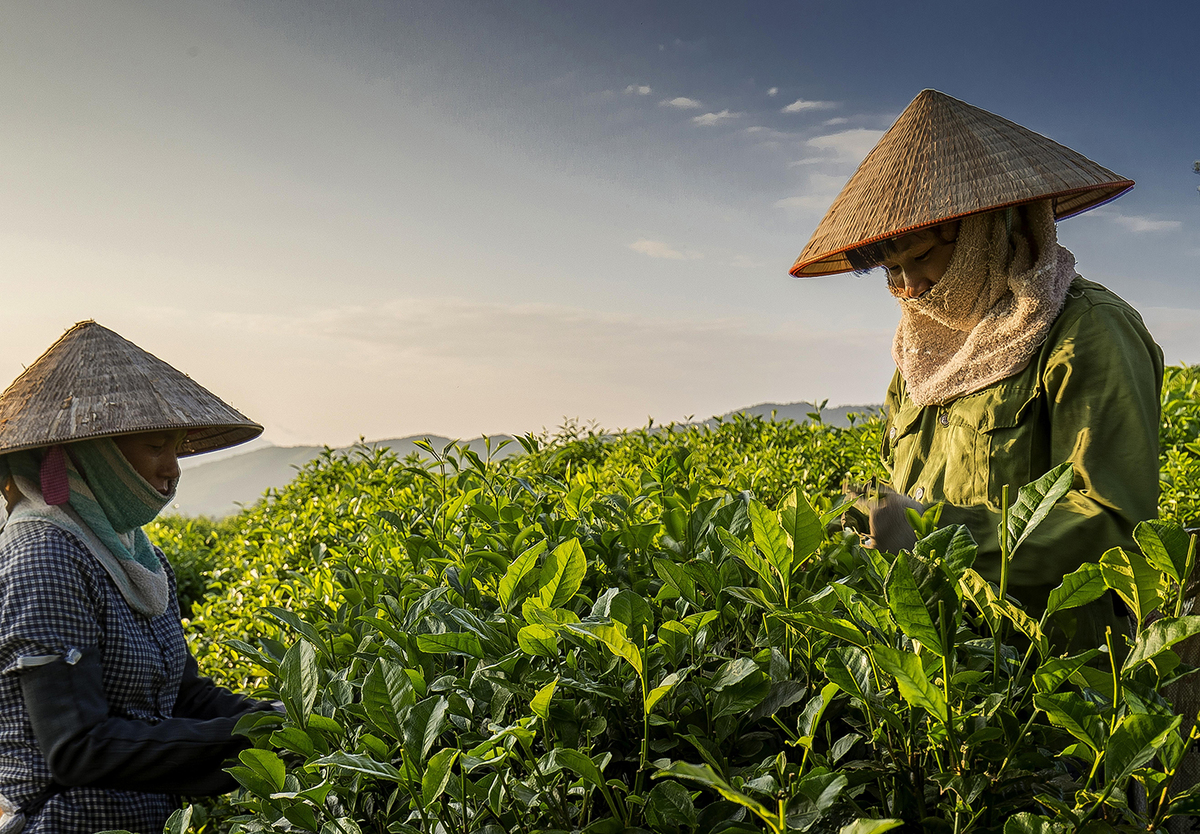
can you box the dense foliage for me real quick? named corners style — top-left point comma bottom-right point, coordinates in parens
top-left (141, 367), bottom-right (1200, 834)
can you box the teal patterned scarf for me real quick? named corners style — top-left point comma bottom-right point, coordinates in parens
top-left (1, 438), bottom-right (172, 617)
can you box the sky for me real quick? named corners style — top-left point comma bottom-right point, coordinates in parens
top-left (2, 0), bottom-right (1197, 448)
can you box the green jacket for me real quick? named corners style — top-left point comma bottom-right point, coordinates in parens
top-left (882, 278), bottom-right (1164, 645)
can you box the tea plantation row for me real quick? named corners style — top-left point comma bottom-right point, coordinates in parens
top-left (141, 365), bottom-right (1200, 834)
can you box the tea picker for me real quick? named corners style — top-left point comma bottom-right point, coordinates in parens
top-left (0, 322), bottom-right (274, 834)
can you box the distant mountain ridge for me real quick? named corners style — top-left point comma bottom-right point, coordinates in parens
top-left (168, 402), bottom-right (880, 518)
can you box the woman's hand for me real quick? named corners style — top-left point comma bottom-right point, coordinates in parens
top-left (846, 481), bottom-right (925, 553)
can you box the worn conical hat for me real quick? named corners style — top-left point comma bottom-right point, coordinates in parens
top-left (0, 321), bottom-right (263, 456)
top-left (790, 89), bottom-right (1133, 277)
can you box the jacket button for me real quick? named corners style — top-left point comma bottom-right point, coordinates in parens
top-left (889, 426), bottom-right (897, 439)
top-left (938, 412), bottom-right (949, 427)
top-left (915, 487), bottom-right (925, 501)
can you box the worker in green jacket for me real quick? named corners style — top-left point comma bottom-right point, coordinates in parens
top-left (789, 90), bottom-right (1164, 650)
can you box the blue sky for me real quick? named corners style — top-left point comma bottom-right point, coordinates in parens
top-left (2, 1), bottom-right (1196, 446)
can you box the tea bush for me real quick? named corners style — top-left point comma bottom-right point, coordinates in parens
top-left (142, 368), bottom-right (1200, 833)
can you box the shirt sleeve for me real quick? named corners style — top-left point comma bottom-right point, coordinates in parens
top-left (939, 297), bottom-right (1164, 593)
top-left (0, 524), bottom-right (103, 675)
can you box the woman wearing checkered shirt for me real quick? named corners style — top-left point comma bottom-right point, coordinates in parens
top-left (0, 322), bottom-right (270, 834)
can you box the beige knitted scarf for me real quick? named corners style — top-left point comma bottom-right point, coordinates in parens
top-left (891, 200), bottom-right (1078, 406)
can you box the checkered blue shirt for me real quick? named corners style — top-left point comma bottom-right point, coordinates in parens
top-left (0, 521), bottom-right (189, 833)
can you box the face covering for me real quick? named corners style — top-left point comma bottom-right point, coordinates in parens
top-left (890, 200), bottom-right (1077, 406)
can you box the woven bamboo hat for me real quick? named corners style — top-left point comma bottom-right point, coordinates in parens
top-left (790, 89), bottom-right (1133, 277)
top-left (0, 321), bottom-right (263, 456)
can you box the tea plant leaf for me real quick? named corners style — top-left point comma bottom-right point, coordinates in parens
top-left (652, 557), bottom-right (699, 604)
top-left (645, 780), bottom-right (698, 831)
top-left (1105, 712), bottom-right (1181, 784)
top-left (279, 640), bottom-right (318, 725)
top-left (416, 632), bottom-right (484, 657)
top-left (1100, 546), bottom-right (1165, 624)
top-left (363, 658), bottom-right (412, 740)
top-left (750, 499), bottom-right (791, 582)
top-left (959, 569), bottom-right (1000, 632)
top-left (657, 761), bottom-right (773, 821)
top-left (1135, 519), bottom-right (1191, 583)
top-left (1124, 615), bottom-right (1200, 670)
top-left (498, 540), bottom-right (546, 611)
top-left (538, 538), bottom-right (587, 608)
top-left (1006, 462), bottom-right (1074, 556)
top-left (518, 624), bottom-right (560, 657)
top-left (267, 606), bottom-right (325, 648)
top-left (824, 646), bottom-right (876, 702)
top-left (873, 646), bottom-right (947, 723)
top-left (717, 528), bottom-right (776, 592)
top-left (313, 751), bottom-right (402, 781)
top-left (785, 612), bottom-right (870, 648)
top-left (838, 821), bottom-right (903, 834)
top-left (914, 525), bottom-right (977, 580)
top-left (713, 667), bottom-right (771, 719)
top-left (1033, 692), bottom-right (1103, 752)
top-left (1003, 814), bottom-right (1067, 834)
top-left (543, 746), bottom-right (606, 788)
top-left (1044, 562), bottom-right (1107, 616)
top-left (421, 748), bottom-right (460, 808)
top-left (1032, 650), bottom-right (1100, 695)
top-left (645, 670), bottom-right (684, 715)
top-left (530, 677), bottom-right (558, 719)
top-left (885, 554), bottom-right (944, 657)
top-left (403, 696), bottom-right (449, 765)
top-left (240, 748), bottom-right (285, 792)
top-left (990, 599), bottom-right (1048, 656)
top-left (779, 487), bottom-right (823, 569)
top-left (709, 658), bottom-right (759, 691)
top-left (582, 622), bottom-right (644, 680)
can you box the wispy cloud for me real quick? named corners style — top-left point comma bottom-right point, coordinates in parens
top-left (624, 84), bottom-right (652, 96)
top-left (629, 239), bottom-right (701, 260)
top-left (660, 96), bottom-right (702, 109)
top-left (767, 87), bottom-right (779, 97)
top-left (774, 173), bottom-right (850, 213)
top-left (782, 98), bottom-right (838, 113)
top-left (1091, 207), bottom-right (1182, 233)
top-left (692, 109), bottom-right (743, 126)
top-left (805, 128), bottom-right (886, 164)
top-left (823, 117), bottom-right (849, 126)
top-left (787, 158), bottom-right (826, 167)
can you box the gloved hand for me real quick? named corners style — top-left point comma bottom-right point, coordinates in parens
top-left (845, 481), bottom-right (925, 553)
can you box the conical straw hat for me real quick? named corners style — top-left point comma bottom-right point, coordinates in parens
top-left (790, 89), bottom-right (1133, 277)
top-left (0, 321), bottom-right (263, 456)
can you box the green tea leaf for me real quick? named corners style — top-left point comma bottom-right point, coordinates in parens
top-left (498, 540), bottom-right (546, 610)
top-left (584, 622), bottom-right (644, 680)
top-left (824, 646), bottom-right (876, 702)
top-left (645, 780), bottom-right (698, 831)
top-left (750, 499), bottom-right (791, 582)
top-left (421, 748), bottom-right (460, 808)
top-left (1034, 692), bottom-right (1103, 752)
top-left (518, 624), bottom-right (560, 657)
top-left (416, 632), bottom-right (484, 657)
top-left (784, 612), bottom-right (869, 648)
top-left (538, 538), bottom-right (588, 608)
top-left (1003, 814), bottom-right (1066, 834)
top-left (403, 696), bottom-right (449, 766)
top-left (543, 746), bottom-right (606, 788)
top-left (885, 554), bottom-right (944, 657)
top-left (1135, 519), bottom-right (1191, 583)
top-left (1124, 615), bottom-right (1200, 670)
top-left (914, 524), bottom-right (977, 580)
top-left (656, 761), bottom-right (773, 821)
top-left (872, 646), bottom-right (947, 723)
top-left (1006, 462), bottom-right (1074, 556)
top-left (239, 748), bottom-right (285, 792)
top-left (530, 677), bottom-right (558, 719)
top-left (1032, 650), bottom-right (1100, 694)
top-left (279, 640), bottom-right (318, 725)
top-left (653, 557), bottom-right (699, 604)
top-left (313, 751), bottom-right (402, 781)
top-left (1100, 546), bottom-right (1165, 624)
top-left (1044, 562), bottom-right (1107, 616)
top-left (645, 670), bottom-right (684, 715)
top-left (1105, 712), bottom-right (1181, 784)
top-left (779, 487), bottom-right (823, 569)
top-left (838, 821), bottom-right (903, 834)
top-left (363, 658), bottom-right (411, 740)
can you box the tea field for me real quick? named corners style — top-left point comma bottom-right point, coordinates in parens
top-left (145, 365), bottom-right (1200, 834)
